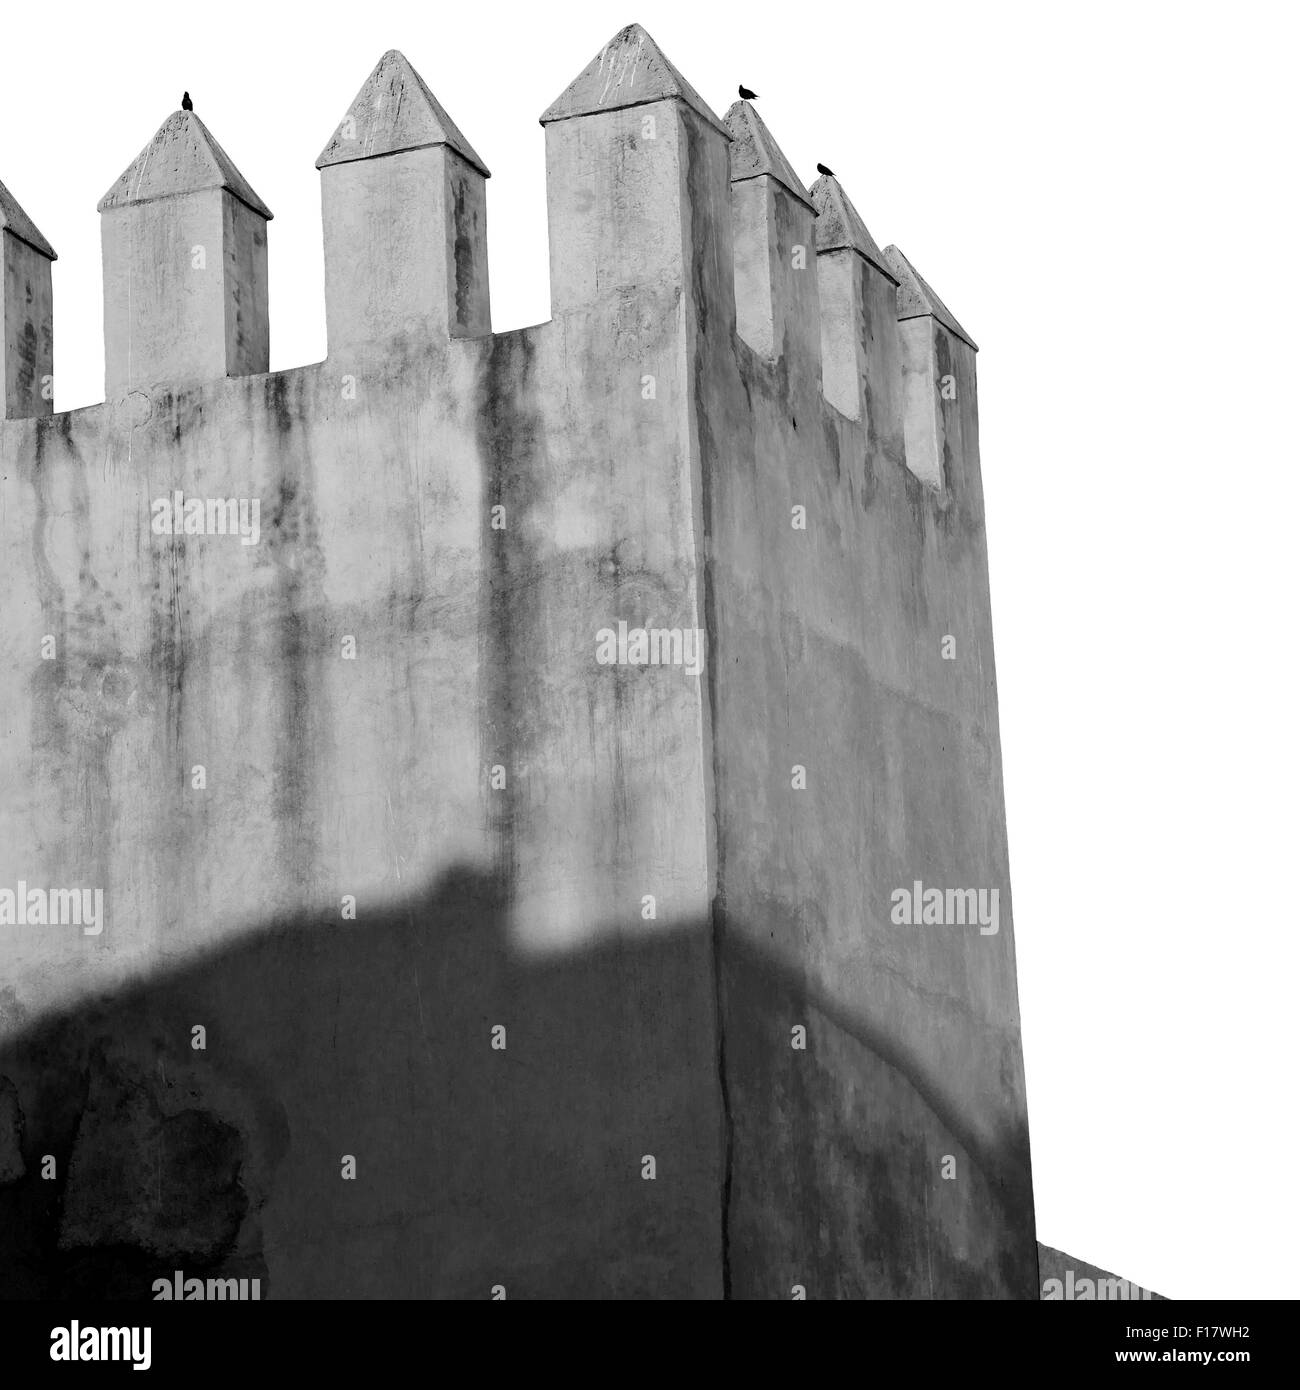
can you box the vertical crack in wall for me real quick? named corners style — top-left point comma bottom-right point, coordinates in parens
top-left (701, 444), bottom-right (733, 1298)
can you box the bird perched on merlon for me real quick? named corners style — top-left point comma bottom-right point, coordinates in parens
top-left (181, 91), bottom-right (193, 111)
top-left (816, 161), bottom-right (835, 177)
top-left (738, 84), bottom-right (758, 100)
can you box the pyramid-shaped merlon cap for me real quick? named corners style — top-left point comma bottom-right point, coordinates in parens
top-left (724, 101), bottom-right (813, 211)
top-left (97, 111), bottom-right (272, 218)
top-left (316, 50), bottom-right (489, 176)
top-left (0, 176), bottom-right (56, 259)
top-left (883, 245), bottom-right (977, 350)
top-left (540, 23), bottom-right (730, 137)
top-left (811, 175), bottom-right (895, 283)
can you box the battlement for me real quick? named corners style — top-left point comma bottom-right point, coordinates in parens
top-left (1, 21), bottom-right (977, 497)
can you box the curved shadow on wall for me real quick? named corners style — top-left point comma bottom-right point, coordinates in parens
top-left (0, 862), bottom-right (1035, 1300)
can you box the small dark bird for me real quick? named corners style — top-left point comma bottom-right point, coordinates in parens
top-left (738, 84), bottom-right (758, 100)
top-left (181, 92), bottom-right (193, 112)
top-left (816, 162), bottom-right (835, 177)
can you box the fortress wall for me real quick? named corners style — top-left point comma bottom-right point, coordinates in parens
top-left (0, 24), bottom-right (1030, 1299)
top-left (0, 302), bottom-right (720, 1300)
top-left (696, 101), bottom-right (1035, 1295)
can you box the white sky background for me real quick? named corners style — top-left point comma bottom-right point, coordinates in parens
top-left (6, 0), bottom-right (1296, 1299)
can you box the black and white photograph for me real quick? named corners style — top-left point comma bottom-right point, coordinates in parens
top-left (0, 0), bottom-right (1293, 1364)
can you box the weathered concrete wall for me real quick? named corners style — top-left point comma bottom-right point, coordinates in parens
top-left (690, 122), bottom-right (1034, 1294)
top-left (0, 276), bottom-right (722, 1303)
top-left (0, 24), bottom-right (1034, 1298)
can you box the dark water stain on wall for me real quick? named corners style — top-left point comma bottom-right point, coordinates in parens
top-left (476, 329), bottom-right (544, 887)
top-left (260, 371), bottom-right (330, 908)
